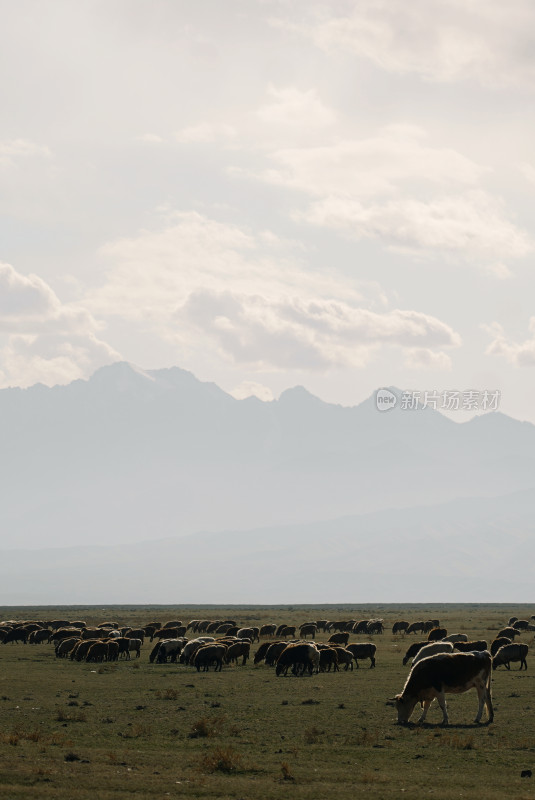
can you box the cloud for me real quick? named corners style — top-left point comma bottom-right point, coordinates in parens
top-left (259, 125), bottom-right (485, 197)
top-left (246, 125), bottom-right (531, 272)
top-left (256, 85), bottom-right (336, 129)
top-left (175, 122), bottom-right (236, 144)
top-left (278, 1), bottom-right (535, 87)
top-left (404, 347), bottom-right (453, 370)
top-left (0, 138), bottom-right (51, 168)
top-left (300, 191), bottom-right (531, 268)
top-left (485, 319), bottom-right (535, 366)
top-left (230, 381), bottom-right (274, 402)
top-left (176, 288), bottom-right (461, 371)
top-left (0, 262), bottom-right (119, 388)
top-left (90, 212), bottom-right (460, 373)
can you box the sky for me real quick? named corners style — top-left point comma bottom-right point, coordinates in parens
top-left (2, 0), bottom-right (535, 421)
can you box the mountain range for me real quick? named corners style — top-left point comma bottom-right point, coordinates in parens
top-left (0, 362), bottom-right (534, 603)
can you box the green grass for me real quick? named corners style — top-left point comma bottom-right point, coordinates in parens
top-left (0, 604), bottom-right (534, 799)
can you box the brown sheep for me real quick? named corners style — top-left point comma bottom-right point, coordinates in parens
top-left (71, 639), bottom-right (98, 661)
top-left (280, 626), bottom-right (296, 639)
top-left (259, 624), bottom-right (277, 637)
top-left (453, 640), bottom-right (488, 653)
top-left (254, 640), bottom-right (281, 664)
top-left (392, 621), bottom-right (410, 635)
top-left (299, 624), bottom-right (317, 639)
top-left (275, 643), bottom-right (319, 676)
top-left (331, 646), bottom-right (354, 671)
top-left (55, 637), bottom-right (80, 658)
top-left (193, 643), bottom-right (227, 672)
top-left (490, 636), bottom-right (512, 657)
top-left (367, 619), bottom-right (384, 635)
top-left (224, 641), bottom-right (250, 666)
top-left (86, 641), bottom-right (109, 663)
top-left (406, 621), bottom-right (426, 635)
top-left (346, 642), bottom-right (377, 668)
top-left (402, 641), bottom-right (428, 666)
top-left (493, 642), bottom-right (528, 670)
top-left (265, 641), bottom-right (290, 666)
top-left (427, 627), bottom-right (447, 642)
top-left (318, 647), bottom-right (339, 672)
top-left (328, 632), bottom-right (350, 646)
top-left (497, 626), bottom-right (521, 640)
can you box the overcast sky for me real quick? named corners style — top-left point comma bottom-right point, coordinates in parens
top-left (2, 0), bottom-right (535, 420)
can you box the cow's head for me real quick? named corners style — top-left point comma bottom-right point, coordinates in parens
top-left (394, 693), bottom-right (417, 724)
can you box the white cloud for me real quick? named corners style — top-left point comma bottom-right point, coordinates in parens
top-left (300, 191), bottom-right (531, 268)
top-left (0, 138), bottom-right (51, 168)
top-left (0, 262), bottom-right (119, 388)
top-left (90, 212), bottom-right (460, 373)
top-left (404, 347), bottom-right (453, 370)
top-left (245, 124), bottom-right (531, 272)
top-left (175, 123), bottom-right (236, 144)
top-left (136, 133), bottom-right (164, 144)
top-left (257, 85), bottom-right (336, 129)
top-left (258, 125), bottom-right (485, 197)
top-left (280, 1), bottom-right (535, 87)
top-left (485, 319), bottom-right (535, 366)
top-left (176, 288), bottom-right (460, 371)
top-left (230, 380), bottom-right (274, 402)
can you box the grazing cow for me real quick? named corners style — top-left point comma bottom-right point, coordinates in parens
top-left (259, 624), bottom-right (277, 638)
top-left (394, 651), bottom-right (494, 725)
top-left (346, 642), bottom-right (376, 668)
top-left (427, 627), bottom-right (447, 642)
top-left (411, 641), bottom-right (454, 666)
top-left (402, 641), bottom-right (428, 666)
top-left (493, 643), bottom-right (528, 671)
top-left (392, 621), bottom-right (410, 635)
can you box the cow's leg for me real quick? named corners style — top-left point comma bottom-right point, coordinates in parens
top-left (474, 683), bottom-right (486, 723)
top-left (417, 699), bottom-right (433, 724)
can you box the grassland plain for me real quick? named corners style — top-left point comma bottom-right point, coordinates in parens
top-left (0, 604), bottom-right (535, 800)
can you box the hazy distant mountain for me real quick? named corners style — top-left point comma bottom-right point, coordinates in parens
top-left (1, 361), bottom-right (534, 552)
top-left (1, 488), bottom-right (533, 604)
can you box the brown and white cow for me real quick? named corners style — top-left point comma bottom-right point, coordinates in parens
top-left (394, 651), bottom-right (493, 725)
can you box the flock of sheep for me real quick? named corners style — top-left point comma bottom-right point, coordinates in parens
top-left (0, 613), bottom-right (532, 677)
